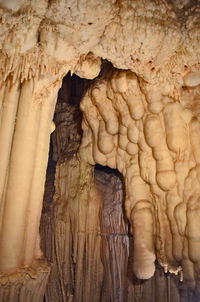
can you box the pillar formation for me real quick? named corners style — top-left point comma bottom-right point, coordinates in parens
top-left (0, 73), bottom-right (61, 301)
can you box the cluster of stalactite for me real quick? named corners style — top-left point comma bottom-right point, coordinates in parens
top-left (40, 73), bottom-right (200, 302)
top-left (80, 67), bottom-right (200, 293)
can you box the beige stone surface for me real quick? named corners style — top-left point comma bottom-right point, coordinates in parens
top-left (79, 67), bottom-right (200, 292)
top-left (0, 74), bottom-right (61, 273)
top-left (0, 0), bottom-right (200, 83)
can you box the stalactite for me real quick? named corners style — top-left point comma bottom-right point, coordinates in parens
top-left (80, 67), bottom-right (200, 299)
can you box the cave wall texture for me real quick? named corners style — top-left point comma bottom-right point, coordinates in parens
top-left (1, 0), bottom-right (200, 301)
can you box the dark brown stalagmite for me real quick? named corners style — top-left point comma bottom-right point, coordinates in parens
top-left (95, 166), bottom-right (132, 302)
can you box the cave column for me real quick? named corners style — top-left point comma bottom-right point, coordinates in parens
top-left (0, 73), bottom-right (62, 302)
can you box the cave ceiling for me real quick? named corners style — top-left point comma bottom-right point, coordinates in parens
top-left (0, 0), bottom-right (200, 86)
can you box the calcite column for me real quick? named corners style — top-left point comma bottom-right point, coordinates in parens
top-left (0, 74), bottom-right (61, 302)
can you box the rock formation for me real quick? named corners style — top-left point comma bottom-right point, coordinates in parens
top-left (1, 0), bottom-right (200, 301)
top-left (80, 66), bottom-right (199, 284)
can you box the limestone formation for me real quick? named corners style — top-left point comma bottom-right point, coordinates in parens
top-left (1, 0), bottom-right (200, 301)
top-left (79, 68), bottom-right (200, 290)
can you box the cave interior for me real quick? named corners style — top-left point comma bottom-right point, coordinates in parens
top-left (1, 1), bottom-right (200, 302)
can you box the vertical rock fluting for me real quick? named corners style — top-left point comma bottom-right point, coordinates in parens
top-left (0, 73), bottom-right (62, 302)
top-left (95, 166), bottom-right (133, 302)
top-left (41, 158), bottom-right (104, 302)
top-left (0, 259), bottom-right (50, 302)
top-left (41, 75), bottom-right (104, 302)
